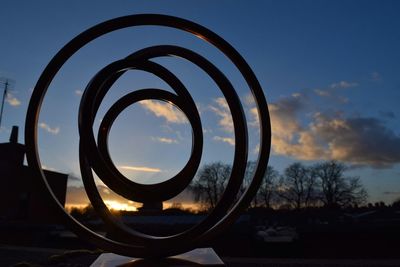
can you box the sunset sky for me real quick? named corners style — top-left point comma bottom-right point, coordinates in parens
top-left (1, 1), bottom-right (400, 210)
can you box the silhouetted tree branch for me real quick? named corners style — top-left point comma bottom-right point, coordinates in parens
top-left (313, 160), bottom-right (367, 208)
top-left (190, 160), bottom-right (368, 211)
top-left (277, 162), bottom-right (319, 209)
top-left (256, 165), bottom-right (279, 208)
top-left (190, 162), bottom-right (231, 210)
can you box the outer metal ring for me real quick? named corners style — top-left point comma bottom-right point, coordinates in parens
top-left (25, 14), bottom-right (271, 258)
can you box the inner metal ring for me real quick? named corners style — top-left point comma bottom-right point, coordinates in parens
top-left (80, 57), bottom-right (203, 203)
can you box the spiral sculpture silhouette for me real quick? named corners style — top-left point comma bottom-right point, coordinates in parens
top-left (25, 14), bottom-right (271, 258)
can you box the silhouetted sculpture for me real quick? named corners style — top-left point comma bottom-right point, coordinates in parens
top-left (25, 14), bottom-right (271, 264)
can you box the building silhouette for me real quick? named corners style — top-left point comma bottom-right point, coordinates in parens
top-left (0, 126), bottom-right (68, 223)
top-left (138, 201), bottom-right (163, 214)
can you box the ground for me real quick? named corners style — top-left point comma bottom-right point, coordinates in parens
top-left (2, 245), bottom-right (400, 267)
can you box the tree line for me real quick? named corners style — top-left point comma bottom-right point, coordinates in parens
top-left (190, 160), bottom-right (368, 211)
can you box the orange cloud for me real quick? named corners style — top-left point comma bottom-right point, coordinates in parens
top-left (261, 93), bottom-right (400, 168)
top-left (118, 165), bottom-right (162, 173)
top-left (209, 97), bottom-right (234, 133)
top-left (6, 93), bottom-right (21, 106)
top-left (213, 136), bottom-right (235, 146)
top-left (140, 100), bottom-right (187, 124)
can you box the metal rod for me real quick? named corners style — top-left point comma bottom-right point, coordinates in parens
top-left (0, 80), bottom-right (8, 129)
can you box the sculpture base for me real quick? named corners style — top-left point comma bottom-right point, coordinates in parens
top-left (90, 248), bottom-right (225, 266)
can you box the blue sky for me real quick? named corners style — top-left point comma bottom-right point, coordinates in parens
top-left (1, 0), bottom-right (400, 208)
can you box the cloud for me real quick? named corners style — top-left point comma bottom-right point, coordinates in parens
top-left (313, 88), bottom-right (349, 104)
top-left (140, 100), bottom-right (187, 124)
top-left (247, 93), bottom-right (321, 160)
top-left (209, 98), bottom-right (237, 146)
top-left (6, 93), bottom-right (21, 106)
top-left (330, 80), bottom-right (358, 89)
top-left (314, 89), bottom-right (330, 97)
top-left (39, 122), bottom-right (60, 135)
top-left (248, 93), bottom-right (319, 159)
top-left (253, 144), bottom-right (260, 154)
top-left (151, 136), bottom-right (178, 144)
top-left (75, 89), bottom-right (83, 96)
top-left (269, 99), bottom-right (400, 167)
top-left (202, 128), bottom-right (213, 134)
top-left (246, 90), bottom-right (400, 168)
top-left (268, 94), bottom-right (304, 141)
top-left (65, 186), bottom-right (90, 206)
top-left (312, 114), bottom-right (400, 168)
top-left (244, 93), bottom-right (255, 105)
top-left (213, 136), bottom-right (235, 146)
top-left (118, 165), bottom-right (162, 173)
top-left (209, 97), bottom-right (233, 133)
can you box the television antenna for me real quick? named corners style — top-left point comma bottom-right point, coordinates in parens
top-left (0, 77), bottom-right (15, 129)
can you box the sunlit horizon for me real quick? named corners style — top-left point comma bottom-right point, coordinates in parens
top-left (65, 201), bottom-right (199, 212)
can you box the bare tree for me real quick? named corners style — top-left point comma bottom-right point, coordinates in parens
top-left (393, 198), bottom-right (400, 208)
top-left (239, 162), bottom-right (279, 208)
top-left (240, 161), bottom-right (257, 207)
top-left (277, 162), bottom-right (318, 209)
top-left (256, 165), bottom-right (279, 208)
top-left (190, 162), bottom-right (231, 210)
top-left (313, 161), bottom-right (367, 208)
top-left (218, 160), bottom-right (281, 209)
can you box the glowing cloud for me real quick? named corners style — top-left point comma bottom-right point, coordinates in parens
top-left (140, 100), bottom-right (187, 124)
top-left (151, 136), bottom-right (179, 144)
top-left (209, 97), bottom-right (233, 133)
top-left (6, 93), bottom-right (21, 106)
top-left (213, 136), bottom-right (235, 146)
top-left (261, 93), bottom-right (400, 168)
top-left (119, 165), bottom-right (162, 173)
top-left (104, 200), bottom-right (137, 211)
top-left (39, 122), bottom-right (60, 135)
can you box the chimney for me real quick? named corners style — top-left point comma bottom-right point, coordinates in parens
top-left (10, 126), bottom-right (18, 143)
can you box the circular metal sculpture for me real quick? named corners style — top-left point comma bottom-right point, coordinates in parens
top-left (25, 14), bottom-right (271, 258)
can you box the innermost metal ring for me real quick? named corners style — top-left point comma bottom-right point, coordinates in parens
top-left (97, 88), bottom-right (201, 202)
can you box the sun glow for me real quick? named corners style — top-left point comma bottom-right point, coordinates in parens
top-left (163, 202), bottom-right (200, 211)
top-left (104, 200), bottom-right (138, 211)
